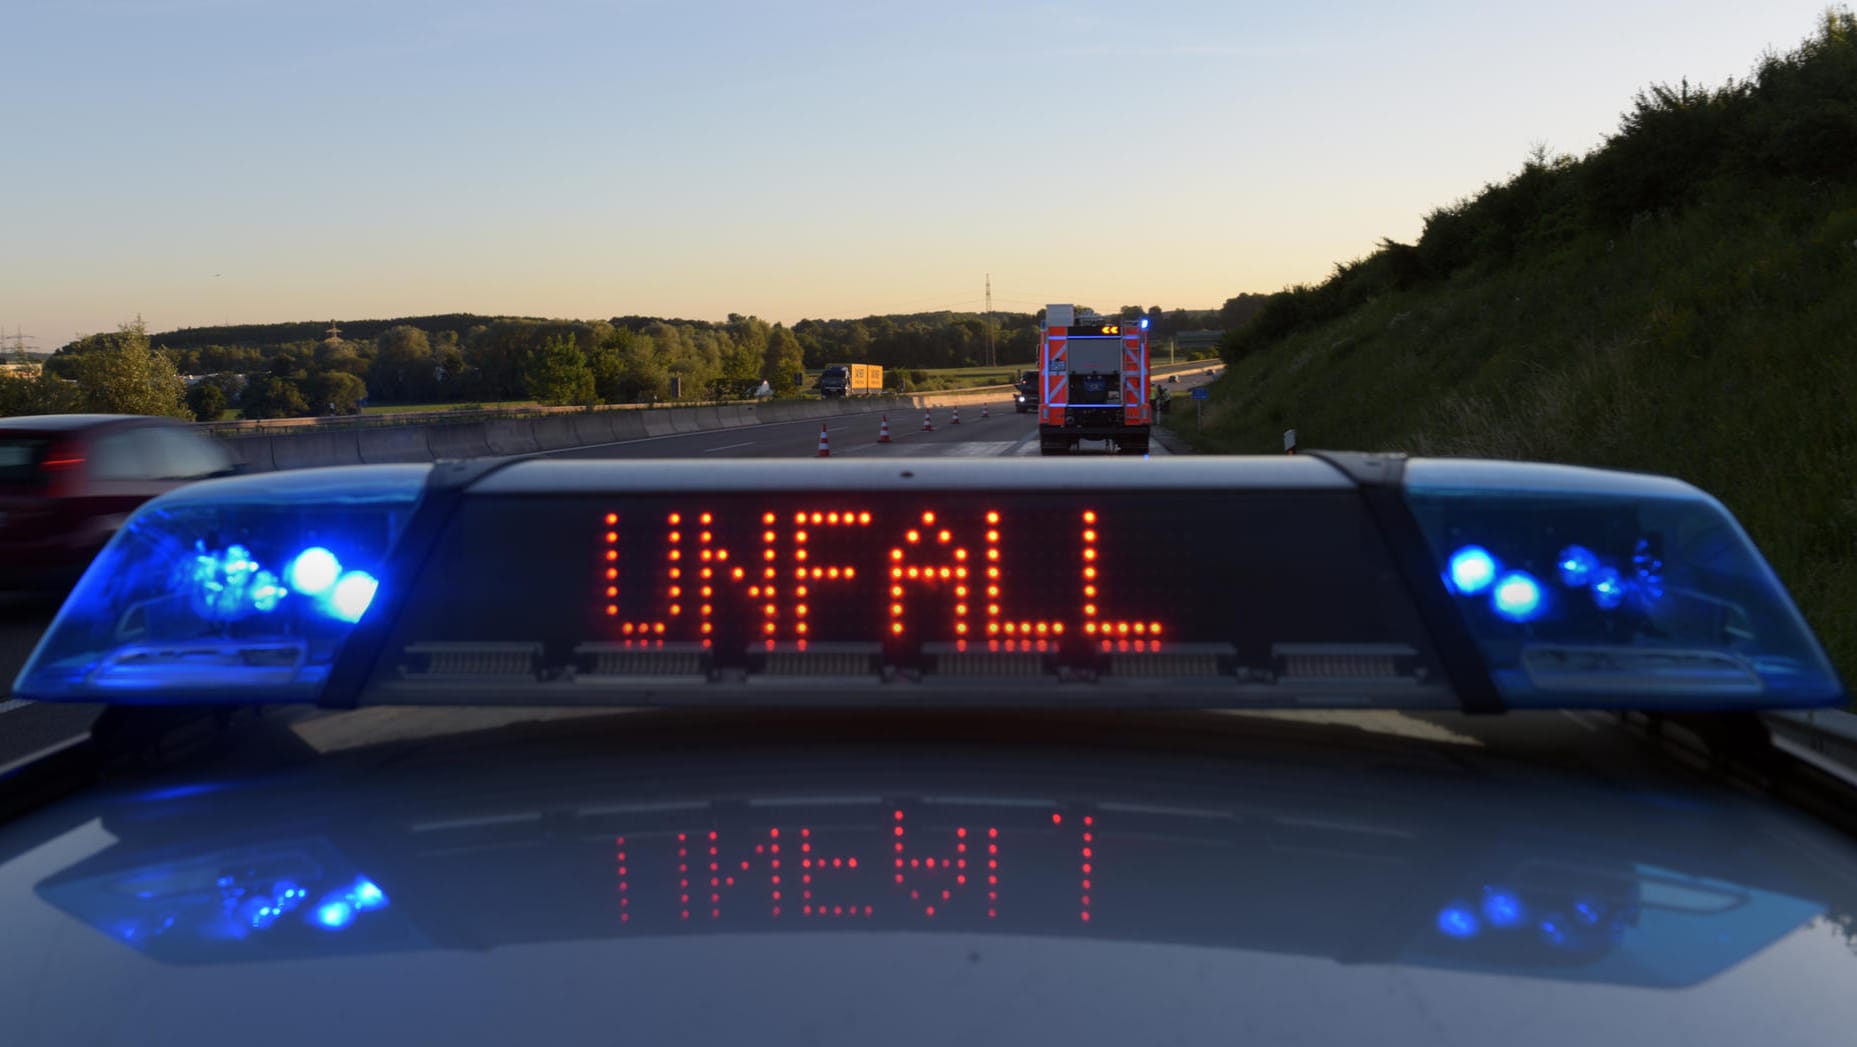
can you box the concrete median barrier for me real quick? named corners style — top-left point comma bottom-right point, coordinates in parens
top-left (221, 436), bottom-right (277, 473)
top-left (271, 430), bottom-right (363, 470)
top-left (208, 391), bottom-right (1014, 472)
top-left (571, 414), bottom-right (618, 446)
top-left (357, 426), bottom-right (436, 463)
top-left (529, 416), bottom-right (580, 451)
top-left (484, 420), bottom-right (541, 456)
top-left (425, 422), bottom-right (494, 459)
top-left (606, 412), bottom-right (649, 440)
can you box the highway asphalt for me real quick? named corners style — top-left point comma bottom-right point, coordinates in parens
top-left (0, 372), bottom-right (1220, 766)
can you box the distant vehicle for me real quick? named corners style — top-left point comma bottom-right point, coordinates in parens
top-left (0, 414), bottom-right (236, 591)
top-left (817, 364), bottom-right (882, 398)
top-left (1014, 369), bottom-right (1038, 413)
top-left (1037, 306), bottom-right (1151, 455)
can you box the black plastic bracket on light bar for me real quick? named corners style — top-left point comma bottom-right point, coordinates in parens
top-left (318, 458), bottom-right (523, 710)
top-left (1306, 451), bottom-right (1505, 715)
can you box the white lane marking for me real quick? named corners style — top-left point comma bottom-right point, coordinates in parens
top-left (700, 441), bottom-right (757, 453)
top-left (942, 442), bottom-right (1023, 457)
top-left (0, 699), bottom-right (29, 715)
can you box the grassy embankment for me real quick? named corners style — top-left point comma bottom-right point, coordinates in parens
top-left (1187, 12), bottom-right (1857, 681)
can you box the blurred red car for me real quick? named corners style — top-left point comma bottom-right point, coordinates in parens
top-left (0, 415), bottom-right (237, 591)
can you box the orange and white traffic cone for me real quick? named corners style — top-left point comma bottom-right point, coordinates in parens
top-left (921, 410), bottom-right (934, 431)
top-left (877, 416), bottom-right (891, 443)
top-left (816, 424), bottom-right (831, 457)
top-left (951, 407), bottom-right (961, 425)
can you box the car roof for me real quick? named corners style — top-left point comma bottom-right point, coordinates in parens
top-left (0, 414), bottom-right (182, 432)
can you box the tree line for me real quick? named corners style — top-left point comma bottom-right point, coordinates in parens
top-left (13, 301), bottom-right (1239, 421)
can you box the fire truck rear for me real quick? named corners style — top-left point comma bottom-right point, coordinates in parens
top-left (1037, 304), bottom-right (1152, 455)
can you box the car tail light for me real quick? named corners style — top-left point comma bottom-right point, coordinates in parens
top-left (40, 440), bottom-right (85, 495)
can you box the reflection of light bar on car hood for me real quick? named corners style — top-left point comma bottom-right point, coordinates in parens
top-left (13, 455), bottom-right (1845, 713)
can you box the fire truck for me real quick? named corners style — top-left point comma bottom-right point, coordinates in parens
top-left (1036, 304), bottom-right (1152, 455)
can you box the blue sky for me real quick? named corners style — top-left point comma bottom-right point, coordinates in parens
top-left (0, 0), bottom-right (1837, 344)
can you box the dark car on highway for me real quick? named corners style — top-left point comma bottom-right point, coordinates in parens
top-left (1014, 369), bottom-right (1039, 413)
top-left (0, 414), bottom-right (235, 591)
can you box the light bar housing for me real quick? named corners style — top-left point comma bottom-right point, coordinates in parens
top-left (12, 455), bottom-right (1845, 713)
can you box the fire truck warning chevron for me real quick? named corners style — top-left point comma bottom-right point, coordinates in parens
top-left (1038, 305), bottom-right (1152, 456)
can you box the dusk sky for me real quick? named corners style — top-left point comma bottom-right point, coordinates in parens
top-left (1, 0), bottom-right (1835, 345)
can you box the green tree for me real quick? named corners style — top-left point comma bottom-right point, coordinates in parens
top-left (239, 375), bottom-right (309, 419)
top-left (524, 334), bottom-right (596, 405)
top-left (70, 320), bottom-right (190, 418)
top-left (0, 373), bottom-right (82, 417)
top-left (302, 371), bottom-right (368, 414)
top-left (370, 325), bottom-right (435, 401)
top-left (587, 331), bottom-right (627, 403)
top-left (763, 324), bottom-right (805, 395)
top-left (185, 381), bottom-right (228, 422)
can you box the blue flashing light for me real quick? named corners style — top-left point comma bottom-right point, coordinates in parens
top-left (14, 464), bottom-right (428, 703)
top-left (189, 542), bottom-right (278, 621)
top-left (1491, 571), bottom-right (1545, 623)
top-left (1436, 905), bottom-right (1480, 939)
top-left (329, 571), bottom-right (379, 623)
top-left (1591, 566), bottom-right (1626, 610)
top-left (1447, 546), bottom-right (1499, 595)
top-left (350, 878), bottom-right (387, 911)
top-left (1633, 539), bottom-right (1665, 603)
top-left (1557, 545), bottom-right (1598, 588)
top-left (1482, 888), bottom-right (1525, 929)
top-left (251, 571), bottom-right (285, 613)
top-left (1540, 914), bottom-right (1571, 948)
top-left (286, 547), bottom-right (341, 596)
top-left (313, 899), bottom-right (356, 930)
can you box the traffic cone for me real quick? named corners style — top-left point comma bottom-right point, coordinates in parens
top-left (921, 410), bottom-right (934, 431)
top-left (951, 407), bottom-right (961, 425)
top-left (816, 424), bottom-right (830, 458)
top-left (877, 415), bottom-right (891, 443)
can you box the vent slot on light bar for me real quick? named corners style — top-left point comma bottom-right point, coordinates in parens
top-left (399, 643), bottom-right (542, 679)
top-left (1107, 643), bottom-right (1230, 680)
top-left (1273, 644), bottom-right (1423, 684)
top-left (573, 643), bottom-right (709, 682)
top-left (755, 644), bottom-right (881, 677)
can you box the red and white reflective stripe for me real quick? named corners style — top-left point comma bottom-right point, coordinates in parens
top-left (1123, 330), bottom-right (1148, 425)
